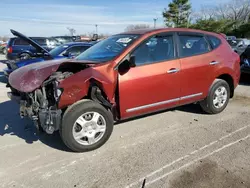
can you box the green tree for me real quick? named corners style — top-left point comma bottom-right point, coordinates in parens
top-left (190, 18), bottom-right (235, 34)
top-left (162, 0), bottom-right (191, 28)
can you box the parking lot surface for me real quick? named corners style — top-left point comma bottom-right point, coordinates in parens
top-left (0, 54), bottom-right (250, 188)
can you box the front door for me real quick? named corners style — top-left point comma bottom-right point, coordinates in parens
top-left (118, 34), bottom-right (181, 119)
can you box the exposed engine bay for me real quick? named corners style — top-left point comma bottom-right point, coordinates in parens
top-left (18, 71), bottom-right (73, 134)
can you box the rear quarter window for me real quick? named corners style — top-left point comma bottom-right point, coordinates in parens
top-left (207, 35), bottom-right (221, 49)
top-left (13, 39), bottom-right (30, 45)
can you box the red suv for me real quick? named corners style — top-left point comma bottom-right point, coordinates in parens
top-left (8, 28), bottom-right (240, 152)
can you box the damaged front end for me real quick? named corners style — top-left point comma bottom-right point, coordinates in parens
top-left (9, 71), bottom-right (73, 134)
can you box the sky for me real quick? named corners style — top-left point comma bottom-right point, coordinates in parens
top-left (0, 0), bottom-right (230, 37)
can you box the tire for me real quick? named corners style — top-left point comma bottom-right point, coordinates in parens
top-left (200, 79), bottom-right (230, 114)
top-left (60, 99), bottom-right (113, 152)
top-left (19, 53), bottom-right (31, 60)
top-left (3, 48), bottom-right (7, 55)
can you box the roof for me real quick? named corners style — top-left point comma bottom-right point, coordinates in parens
top-left (63, 42), bottom-right (94, 46)
top-left (119, 28), bottom-right (219, 36)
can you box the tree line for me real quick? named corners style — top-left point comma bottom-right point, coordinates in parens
top-left (126, 0), bottom-right (250, 38)
top-left (163, 0), bottom-right (250, 37)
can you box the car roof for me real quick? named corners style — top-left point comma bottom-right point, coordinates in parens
top-left (119, 28), bottom-right (220, 36)
top-left (63, 42), bottom-right (94, 46)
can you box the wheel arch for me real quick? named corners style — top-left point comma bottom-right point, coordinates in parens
top-left (216, 74), bottom-right (234, 98)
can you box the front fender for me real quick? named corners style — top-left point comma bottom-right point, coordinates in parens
top-left (58, 64), bottom-right (117, 109)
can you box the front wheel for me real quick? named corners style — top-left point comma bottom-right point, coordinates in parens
top-left (200, 79), bottom-right (230, 114)
top-left (60, 99), bottom-right (114, 152)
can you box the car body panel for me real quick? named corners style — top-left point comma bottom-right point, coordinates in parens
top-left (118, 59), bottom-right (181, 119)
top-left (9, 59), bottom-right (65, 92)
top-left (58, 62), bottom-right (117, 109)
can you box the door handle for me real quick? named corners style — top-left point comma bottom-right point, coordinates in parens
top-left (167, 68), bottom-right (179, 74)
top-left (210, 61), bottom-right (220, 65)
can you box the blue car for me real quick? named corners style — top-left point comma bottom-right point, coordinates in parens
top-left (3, 30), bottom-right (96, 76)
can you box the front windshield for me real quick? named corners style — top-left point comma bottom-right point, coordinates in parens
top-left (76, 34), bottom-right (139, 62)
top-left (49, 45), bottom-right (68, 57)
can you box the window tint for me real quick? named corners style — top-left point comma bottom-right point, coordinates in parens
top-left (14, 39), bottom-right (30, 45)
top-left (208, 35), bottom-right (221, 49)
top-left (178, 35), bottom-right (210, 57)
top-left (132, 35), bottom-right (174, 66)
top-left (66, 46), bottom-right (90, 56)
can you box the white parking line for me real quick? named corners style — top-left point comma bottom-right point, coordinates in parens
top-left (125, 124), bottom-right (250, 188)
top-left (146, 134), bottom-right (250, 186)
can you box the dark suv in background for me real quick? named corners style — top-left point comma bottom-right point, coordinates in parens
top-left (6, 37), bottom-right (60, 60)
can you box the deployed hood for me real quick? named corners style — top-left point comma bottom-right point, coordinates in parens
top-left (10, 29), bottom-right (52, 58)
top-left (9, 59), bottom-right (95, 92)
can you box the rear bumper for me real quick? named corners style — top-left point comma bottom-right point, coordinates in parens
top-left (6, 53), bottom-right (18, 60)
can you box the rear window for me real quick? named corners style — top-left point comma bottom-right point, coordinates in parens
top-left (207, 35), bottom-right (221, 49)
top-left (178, 35), bottom-right (210, 57)
top-left (13, 38), bottom-right (30, 45)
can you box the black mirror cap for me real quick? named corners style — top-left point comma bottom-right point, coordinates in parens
top-left (129, 55), bottom-right (136, 67)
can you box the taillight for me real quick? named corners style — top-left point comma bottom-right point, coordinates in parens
top-left (7, 47), bottom-right (12, 53)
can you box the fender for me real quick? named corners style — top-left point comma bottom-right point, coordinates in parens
top-left (58, 63), bottom-right (118, 109)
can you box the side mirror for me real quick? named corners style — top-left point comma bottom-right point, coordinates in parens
top-left (117, 55), bottom-right (136, 75)
top-left (129, 55), bottom-right (136, 68)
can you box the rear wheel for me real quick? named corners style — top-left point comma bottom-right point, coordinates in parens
top-left (200, 79), bottom-right (230, 114)
top-left (19, 53), bottom-right (31, 60)
top-left (60, 99), bottom-right (113, 152)
top-left (3, 48), bottom-right (7, 54)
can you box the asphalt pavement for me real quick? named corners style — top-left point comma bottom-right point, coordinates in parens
top-left (0, 54), bottom-right (250, 188)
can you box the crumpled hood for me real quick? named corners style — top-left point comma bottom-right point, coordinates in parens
top-left (9, 59), bottom-right (93, 92)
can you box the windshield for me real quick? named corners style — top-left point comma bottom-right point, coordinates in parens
top-left (49, 45), bottom-right (68, 56)
top-left (76, 34), bottom-right (139, 62)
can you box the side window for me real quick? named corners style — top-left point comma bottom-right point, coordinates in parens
top-left (207, 35), bottom-right (221, 49)
top-left (178, 35), bottom-right (210, 57)
top-left (14, 39), bottom-right (29, 45)
top-left (66, 46), bottom-right (90, 56)
top-left (132, 35), bottom-right (174, 66)
top-left (32, 38), bottom-right (46, 46)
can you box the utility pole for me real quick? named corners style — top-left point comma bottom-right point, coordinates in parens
top-left (153, 18), bottom-right (158, 28)
top-left (95, 24), bottom-right (98, 34)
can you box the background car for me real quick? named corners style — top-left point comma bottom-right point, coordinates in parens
top-left (0, 41), bottom-right (7, 54)
top-left (240, 45), bottom-right (250, 74)
top-left (6, 35), bottom-right (61, 60)
top-left (51, 36), bottom-right (76, 44)
top-left (227, 38), bottom-right (250, 57)
top-left (3, 40), bottom-right (95, 76)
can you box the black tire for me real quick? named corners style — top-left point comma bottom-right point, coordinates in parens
top-left (3, 48), bottom-right (7, 55)
top-left (60, 99), bottom-right (113, 152)
top-left (19, 53), bottom-right (31, 60)
top-left (200, 79), bottom-right (230, 114)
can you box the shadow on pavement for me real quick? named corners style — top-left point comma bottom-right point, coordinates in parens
top-left (0, 72), bottom-right (7, 84)
top-left (0, 100), bottom-right (70, 152)
top-left (116, 103), bottom-right (206, 125)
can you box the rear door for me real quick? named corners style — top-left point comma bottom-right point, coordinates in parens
top-left (177, 32), bottom-right (219, 104)
top-left (13, 38), bottom-right (31, 55)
